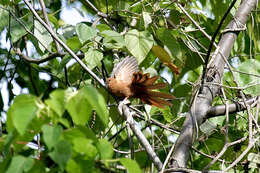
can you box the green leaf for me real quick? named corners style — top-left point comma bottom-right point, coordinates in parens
top-left (96, 139), bottom-right (113, 160)
top-left (142, 12), bottom-right (152, 28)
top-left (248, 153), bottom-right (260, 164)
top-left (234, 59), bottom-right (260, 95)
top-left (96, 24), bottom-right (111, 32)
top-left (72, 137), bottom-right (97, 159)
top-left (84, 48), bottom-right (103, 69)
top-left (3, 129), bottom-right (17, 155)
top-left (76, 23), bottom-right (97, 44)
top-left (34, 20), bottom-right (53, 52)
top-left (42, 124), bottom-right (62, 149)
top-left (48, 14), bottom-right (59, 29)
top-left (57, 54), bottom-right (72, 73)
top-left (0, 8), bottom-right (9, 32)
top-left (63, 126), bottom-right (98, 144)
top-left (161, 106), bottom-right (174, 122)
top-left (66, 36), bottom-right (82, 51)
top-left (82, 85), bottom-right (109, 126)
top-left (49, 140), bottom-right (72, 170)
top-left (7, 94), bottom-right (38, 135)
top-left (66, 159), bottom-right (82, 173)
top-left (66, 90), bottom-right (92, 125)
top-left (200, 120), bottom-right (217, 135)
top-left (156, 28), bottom-right (182, 61)
top-left (10, 16), bottom-right (33, 43)
top-left (101, 30), bottom-right (125, 49)
top-left (6, 155), bottom-right (34, 173)
top-left (45, 90), bottom-right (66, 117)
top-left (66, 158), bottom-right (96, 173)
top-left (125, 29), bottom-right (154, 63)
top-left (120, 158), bottom-right (142, 173)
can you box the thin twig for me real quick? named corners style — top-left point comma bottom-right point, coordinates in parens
top-left (23, 0), bottom-right (106, 88)
top-left (126, 123), bottom-right (134, 159)
top-left (3, 6), bottom-right (51, 52)
top-left (223, 136), bottom-right (259, 171)
top-left (176, 3), bottom-right (217, 48)
top-left (200, 0), bottom-right (238, 93)
top-left (203, 87), bottom-right (230, 171)
top-left (39, 0), bottom-right (60, 51)
top-left (14, 48), bottom-right (82, 64)
top-left (160, 143), bottom-right (175, 173)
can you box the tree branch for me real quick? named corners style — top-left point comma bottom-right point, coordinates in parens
top-left (82, 0), bottom-right (115, 30)
top-left (23, 2), bottom-right (164, 170)
top-left (14, 47), bottom-right (84, 64)
top-left (39, 0), bottom-right (61, 52)
top-left (120, 102), bottom-right (163, 171)
top-left (207, 96), bottom-right (259, 118)
top-left (23, 0), bottom-right (106, 88)
top-left (168, 0), bottom-right (257, 169)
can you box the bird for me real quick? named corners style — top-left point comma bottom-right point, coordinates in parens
top-left (106, 56), bottom-right (174, 108)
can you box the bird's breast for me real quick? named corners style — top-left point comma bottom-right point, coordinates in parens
top-left (108, 79), bottom-right (133, 98)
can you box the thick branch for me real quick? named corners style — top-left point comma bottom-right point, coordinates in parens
top-left (120, 102), bottom-right (163, 171)
top-left (207, 96), bottom-right (259, 118)
top-left (169, 0), bottom-right (257, 169)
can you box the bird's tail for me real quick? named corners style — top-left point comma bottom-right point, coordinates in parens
top-left (132, 72), bottom-right (175, 108)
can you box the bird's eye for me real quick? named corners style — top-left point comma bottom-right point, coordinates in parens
top-left (107, 78), bottom-right (112, 83)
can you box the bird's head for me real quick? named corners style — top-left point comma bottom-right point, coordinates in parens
top-left (106, 77), bottom-right (116, 89)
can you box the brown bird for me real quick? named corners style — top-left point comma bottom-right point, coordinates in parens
top-left (106, 57), bottom-right (174, 108)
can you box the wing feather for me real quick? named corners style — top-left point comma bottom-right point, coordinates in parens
top-left (111, 56), bottom-right (138, 85)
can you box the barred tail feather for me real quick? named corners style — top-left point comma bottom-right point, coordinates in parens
top-left (144, 83), bottom-right (168, 89)
top-left (132, 72), bottom-right (175, 108)
top-left (147, 91), bottom-right (175, 99)
top-left (140, 96), bottom-right (165, 108)
top-left (141, 95), bottom-right (172, 108)
top-left (142, 76), bottom-right (158, 85)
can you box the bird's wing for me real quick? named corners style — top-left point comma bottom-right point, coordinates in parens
top-left (111, 56), bottom-right (138, 85)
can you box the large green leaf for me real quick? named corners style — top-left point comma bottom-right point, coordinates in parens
top-left (101, 30), bottom-right (125, 49)
top-left (76, 23), bottom-right (97, 44)
top-left (49, 140), bottom-right (72, 170)
top-left (63, 126), bottom-right (98, 144)
top-left (6, 155), bottom-right (34, 173)
top-left (7, 94), bottom-right (38, 135)
top-left (120, 158), bottom-right (142, 173)
top-left (142, 12), bottom-right (152, 29)
top-left (234, 59), bottom-right (260, 95)
top-left (0, 8), bottom-right (9, 32)
top-left (45, 89), bottom-right (66, 117)
top-left (66, 36), bottom-right (82, 51)
top-left (82, 85), bottom-right (109, 126)
top-left (72, 137), bottom-right (97, 159)
top-left (156, 28), bottom-right (182, 61)
top-left (96, 24), bottom-right (111, 32)
top-left (84, 48), bottom-right (103, 69)
top-left (34, 20), bottom-right (53, 52)
top-left (42, 124), bottom-right (62, 149)
top-left (10, 14), bottom-right (33, 43)
top-left (125, 29), bottom-right (154, 63)
top-left (96, 139), bottom-right (113, 160)
top-left (66, 89), bottom-right (92, 125)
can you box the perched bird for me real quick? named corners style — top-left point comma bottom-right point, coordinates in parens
top-left (106, 57), bottom-right (174, 108)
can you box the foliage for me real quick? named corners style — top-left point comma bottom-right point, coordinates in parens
top-left (0, 0), bottom-right (259, 172)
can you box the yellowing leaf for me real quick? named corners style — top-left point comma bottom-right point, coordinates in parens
top-left (152, 45), bottom-right (171, 63)
top-left (152, 45), bottom-right (180, 74)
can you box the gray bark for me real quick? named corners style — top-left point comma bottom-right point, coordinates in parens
top-left (169, 0), bottom-right (258, 169)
